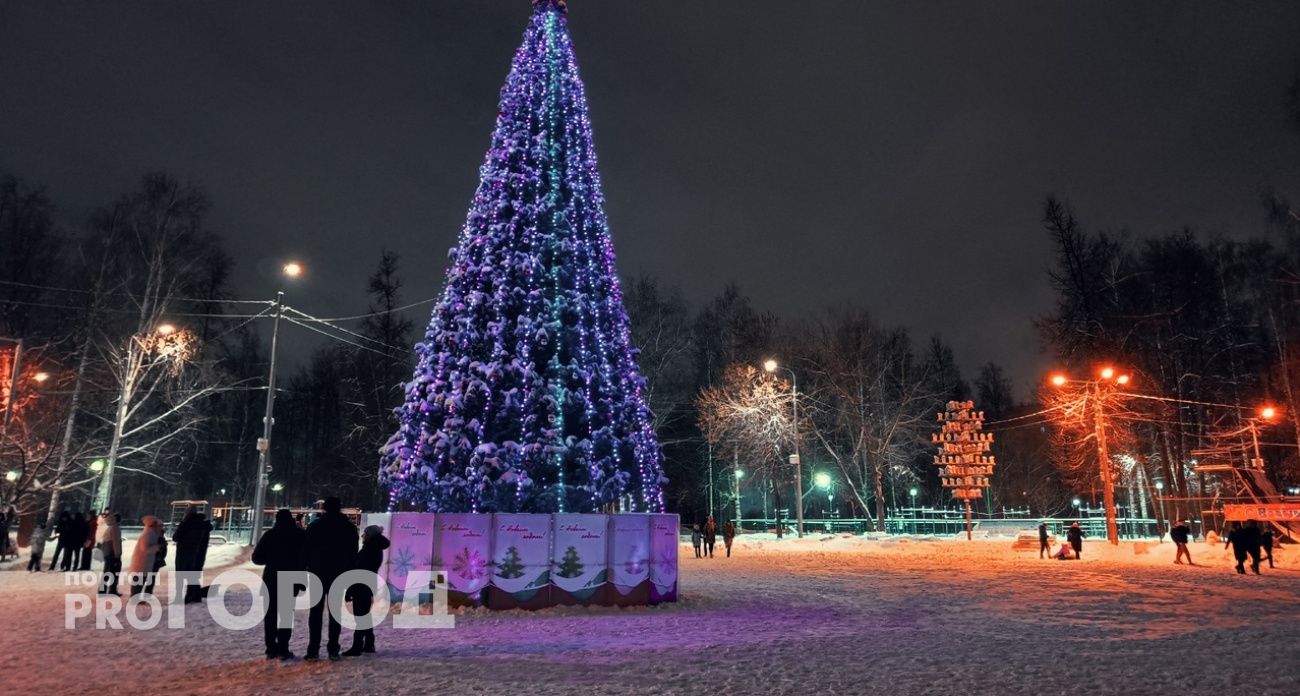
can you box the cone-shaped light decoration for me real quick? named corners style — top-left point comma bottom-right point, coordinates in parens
top-left (380, 0), bottom-right (665, 514)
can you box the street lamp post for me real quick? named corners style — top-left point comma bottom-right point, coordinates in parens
top-left (1050, 367), bottom-right (1130, 545)
top-left (733, 468), bottom-right (744, 530)
top-left (1154, 480), bottom-right (1165, 542)
top-left (764, 359), bottom-right (803, 537)
top-left (814, 471), bottom-right (832, 532)
top-left (1, 337), bottom-right (25, 437)
top-left (250, 261), bottom-right (302, 545)
top-left (909, 487), bottom-right (918, 535)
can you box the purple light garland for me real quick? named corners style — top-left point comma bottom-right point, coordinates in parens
top-left (379, 1), bottom-right (665, 514)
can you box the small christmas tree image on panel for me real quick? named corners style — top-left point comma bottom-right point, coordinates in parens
top-left (379, 0), bottom-right (665, 515)
top-left (556, 546), bottom-right (584, 579)
top-left (496, 546), bottom-right (526, 580)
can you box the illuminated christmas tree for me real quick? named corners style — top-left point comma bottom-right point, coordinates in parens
top-left (380, 0), bottom-right (665, 514)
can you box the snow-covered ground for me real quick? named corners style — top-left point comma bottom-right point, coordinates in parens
top-left (1, 533), bottom-right (1297, 695)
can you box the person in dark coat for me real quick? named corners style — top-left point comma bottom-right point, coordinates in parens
top-left (703, 516), bottom-right (718, 558)
top-left (302, 497), bottom-right (358, 661)
top-left (1066, 522), bottom-right (1085, 559)
top-left (1260, 525), bottom-right (1276, 569)
top-left (173, 507), bottom-right (214, 603)
top-left (723, 520), bottom-right (736, 557)
top-left (1224, 521), bottom-right (1256, 574)
top-left (64, 512), bottom-right (88, 571)
top-left (80, 512), bottom-right (98, 571)
top-left (1244, 520), bottom-right (1264, 573)
top-left (1170, 520), bottom-right (1193, 565)
top-left (1038, 523), bottom-right (1051, 559)
top-left (690, 524), bottom-right (702, 558)
top-left (0, 510), bottom-right (10, 561)
top-left (253, 509), bottom-right (307, 660)
top-left (47, 511), bottom-right (71, 571)
top-left (95, 511), bottom-right (123, 594)
top-left (343, 525), bottom-right (390, 657)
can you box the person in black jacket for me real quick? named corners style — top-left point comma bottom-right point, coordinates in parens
top-left (1224, 521), bottom-right (1253, 574)
top-left (173, 507), bottom-right (213, 603)
top-left (64, 512), bottom-right (87, 571)
top-left (253, 508), bottom-right (307, 660)
top-left (47, 511), bottom-right (70, 571)
top-left (343, 525), bottom-right (390, 657)
top-left (1261, 525), bottom-right (1276, 569)
top-left (302, 497), bottom-right (358, 661)
top-left (1066, 522), bottom-right (1085, 559)
top-left (1038, 523), bottom-right (1051, 559)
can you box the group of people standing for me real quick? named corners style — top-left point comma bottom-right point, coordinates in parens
top-left (17, 506), bottom-right (214, 601)
top-left (252, 496), bottom-right (390, 662)
top-left (690, 516), bottom-right (737, 558)
top-left (25, 510), bottom-right (99, 572)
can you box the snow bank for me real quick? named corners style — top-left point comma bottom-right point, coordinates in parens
top-left (0, 535), bottom-right (1296, 695)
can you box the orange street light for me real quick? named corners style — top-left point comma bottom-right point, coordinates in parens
top-left (1049, 374), bottom-right (1068, 387)
top-left (1100, 367), bottom-right (1115, 380)
top-left (156, 323), bottom-right (177, 336)
top-left (33, 371), bottom-right (50, 383)
top-left (283, 261), bottom-right (303, 278)
top-left (1116, 374), bottom-right (1130, 385)
top-left (1260, 406), bottom-right (1278, 421)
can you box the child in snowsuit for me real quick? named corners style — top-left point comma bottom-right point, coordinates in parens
top-left (691, 525), bottom-right (702, 558)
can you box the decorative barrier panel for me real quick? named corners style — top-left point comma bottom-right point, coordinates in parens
top-left (361, 513), bottom-right (678, 609)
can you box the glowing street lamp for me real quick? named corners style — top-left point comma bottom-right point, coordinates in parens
top-left (156, 323), bottom-right (177, 336)
top-left (1047, 367), bottom-right (1132, 545)
top-left (814, 472), bottom-right (832, 489)
top-left (732, 468), bottom-right (744, 529)
top-left (251, 260), bottom-right (306, 544)
top-left (89, 459), bottom-right (106, 474)
top-left (4, 470), bottom-right (18, 482)
top-left (33, 371), bottom-right (50, 383)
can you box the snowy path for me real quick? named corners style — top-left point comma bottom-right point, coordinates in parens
top-left (1, 536), bottom-right (1297, 695)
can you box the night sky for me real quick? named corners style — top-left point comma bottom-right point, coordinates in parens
top-left (3, 1), bottom-right (1299, 396)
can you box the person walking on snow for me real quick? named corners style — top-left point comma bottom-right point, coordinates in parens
top-left (343, 525), bottom-right (390, 657)
top-left (96, 511), bottom-right (123, 595)
top-left (723, 520), bottom-right (736, 557)
top-left (302, 496), bottom-right (358, 661)
top-left (690, 524), bottom-right (702, 558)
top-left (1244, 520), bottom-right (1263, 573)
top-left (253, 509), bottom-right (306, 660)
top-left (1038, 523), bottom-right (1051, 559)
top-left (1171, 520), bottom-right (1193, 565)
top-left (63, 512), bottom-right (87, 571)
top-left (173, 507), bottom-right (213, 603)
top-left (1224, 521), bottom-right (1255, 575)
top-left (27, 522), bottom-right (48, 571)
top-left (1260, 526), bottom-right (1276, 569)
top-left (1066, 522), bottom-right (1085, 560)
top-left (703, 516), bottom-right (718, 558)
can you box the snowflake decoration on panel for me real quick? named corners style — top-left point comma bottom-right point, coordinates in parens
top-left (379, 0), bottom-right (665, 514)
top-left (452, 547), bottom-right (488, 582)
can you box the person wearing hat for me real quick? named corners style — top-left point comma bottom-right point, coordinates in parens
top-left (303, 497), bottom-right (358, 661)
top-left (1066, 522), bottom-right (1085, 560)
top-left (343, 525), bottom-right (391, 657)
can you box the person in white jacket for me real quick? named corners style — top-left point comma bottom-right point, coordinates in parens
top-left (128, 515), bottom-right (164, 597)
top-left (96, 512), bottom-right (123, 595)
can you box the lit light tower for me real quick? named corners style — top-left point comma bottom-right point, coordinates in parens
top-left (1049, 367), bottom-right (1130, 546)
top-left (250, 261), bottom-right (303, 545)
top-left (764, 359), bottom-right (803, 537)
top-left (1154, 480), bottom-right (1165, 540)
